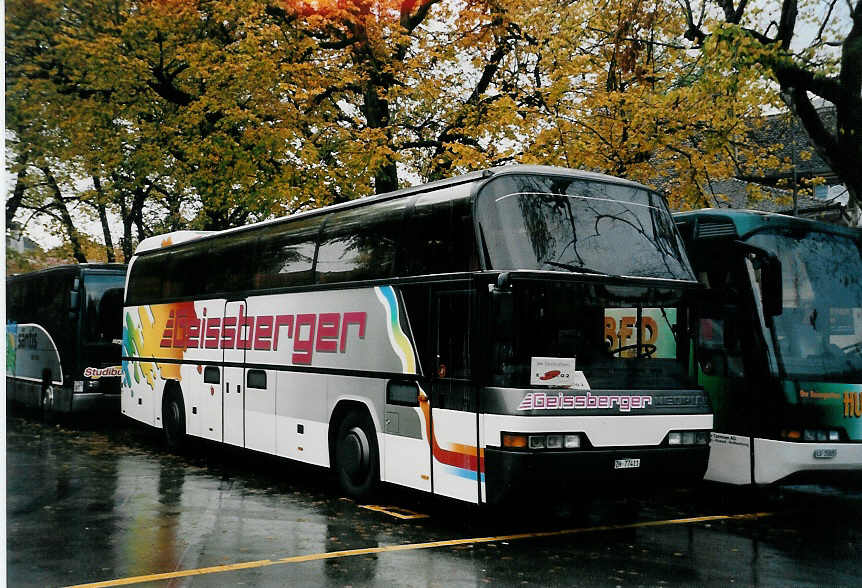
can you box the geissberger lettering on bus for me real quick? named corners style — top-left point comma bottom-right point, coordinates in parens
top-left (159, 306), bottom-right (367, 365)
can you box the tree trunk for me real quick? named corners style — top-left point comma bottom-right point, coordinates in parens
top-left (40, 166), bottom-right (87, 263)
top-left (6, 154), bottom-right (29, 228)
top-left (92, 177), bottom-right (116, 262)
top-left (118, 192), bottom-right (135, 262)
top-left (362, 83), bottom-right (398, 194)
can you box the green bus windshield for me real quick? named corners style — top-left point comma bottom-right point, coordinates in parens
top-left (746, 229), bottom-right (862, 381)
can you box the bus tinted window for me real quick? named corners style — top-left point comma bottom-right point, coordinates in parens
top-left (165, 246), bottom-right (209, 299)
top-left (254, 217), bottom-right (320, 289)
top-left (204, 232), bottom-right (257, 295)
top-left (83, 274), bottom-right (125, 344)
top-left (402, 186), bottom-right (476, 275)
top-left (128, 252), bottom-right (166, 305)
top-left (316, 199), bottom-right (405, 284)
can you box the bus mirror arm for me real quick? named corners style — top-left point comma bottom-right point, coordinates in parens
top-left (731, 241), bottom-right (782, 317)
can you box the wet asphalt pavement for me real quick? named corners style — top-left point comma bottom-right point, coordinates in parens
top-left (6, 412), bottom-right (862, 587)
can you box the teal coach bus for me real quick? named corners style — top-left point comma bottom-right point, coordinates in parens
top-left (675, 210), bottom-right (862, 485)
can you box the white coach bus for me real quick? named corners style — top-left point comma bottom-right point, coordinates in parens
top-left (121, 165), bottom-right (712, 504)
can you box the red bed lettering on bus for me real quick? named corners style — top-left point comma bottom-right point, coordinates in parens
top-left (539, 370), bottom-right (561, 381)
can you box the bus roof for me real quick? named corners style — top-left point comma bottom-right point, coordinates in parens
top-left (674, 208), bottom-right (861, 241)
top-left (6, 263), bottom-right (127, 282)
top-left (134, 165), bottom-right (657, 257)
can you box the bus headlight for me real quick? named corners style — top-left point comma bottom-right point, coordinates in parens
top-left (564, 434), bottom-right (581, 449)
top-left (502, 432), bottom-right (583, 450)
top-left (801, 429), bottom-right (842, 442)
top-left (528, 435), bottom-right (546, 449)
top-left (668, 430), bottom-right (710, 446)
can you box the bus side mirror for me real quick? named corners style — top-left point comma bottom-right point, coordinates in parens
top-left (69, 289), bottom-right (80, 320)
top-left (732, 241), bottom-right (782, 317)
top-left (759, 255), bottom-right (782, 317)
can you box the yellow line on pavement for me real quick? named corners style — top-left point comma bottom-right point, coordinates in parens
top-left (66, 511), bottom-right (773, 588)
top-left (359, 504), bottom-right (431, 519)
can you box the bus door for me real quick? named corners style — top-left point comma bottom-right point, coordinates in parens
top-left (223, 300), bottom-right (246, 447)
top-left (697, 257), bottom-right (768, 484)
top-left (243, 297), bottom-right (276, 455)
top-left (429, 289), bottom-right (480, 503)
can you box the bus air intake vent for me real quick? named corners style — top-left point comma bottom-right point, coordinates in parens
top-left (695, 221), bottom-right (736, 239)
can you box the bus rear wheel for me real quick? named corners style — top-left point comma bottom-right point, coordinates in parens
top-left (162, 388), bottom-right (186, 451)
top-left (334, 411), bottom-right (379, 500)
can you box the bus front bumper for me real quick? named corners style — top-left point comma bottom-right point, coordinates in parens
top-left (484, 445), bottom-right (709, 505)
top-left (753, 438), bottom-right (862, 485)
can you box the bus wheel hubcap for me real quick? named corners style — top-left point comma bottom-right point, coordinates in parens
top-left (342, 426), bottom-right (370, 480)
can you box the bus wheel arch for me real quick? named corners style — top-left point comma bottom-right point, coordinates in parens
top-left (329, 401), bottom-right (379, 499)
top-left (161, 381), bottom-right (186, 451)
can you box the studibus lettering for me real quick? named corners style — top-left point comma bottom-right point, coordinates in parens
top-left (83, 366), bottom-right (123, 379)
top-left (158, 306), bottom-right (367, 365)
top-left (518, 391), bottom-right (653, 412)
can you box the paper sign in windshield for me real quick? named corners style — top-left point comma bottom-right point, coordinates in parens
top-left (530, 357), bottom-right (576, 387)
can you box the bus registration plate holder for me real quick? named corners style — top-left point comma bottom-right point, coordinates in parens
top-left (614, 458), bottom-right (640, 470)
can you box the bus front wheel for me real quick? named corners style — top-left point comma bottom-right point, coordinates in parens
top-left (162, 388), bottom-right (186, 451)
top-left (334, 411), bottom-right (379, 500)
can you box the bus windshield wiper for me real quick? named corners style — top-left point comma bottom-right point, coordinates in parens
top-left (541, 260), bottom-right (609, 275)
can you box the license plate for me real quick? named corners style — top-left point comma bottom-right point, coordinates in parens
top-left (813, 448), bottom-right (837, 459)
top-left (614, 458), bottom-right (640, 469)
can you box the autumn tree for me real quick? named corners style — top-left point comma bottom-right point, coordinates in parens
top-left (679, 0), bottom-right (862, 212)
top-left (273, 0), bottom-right (533, 193)
top-left (503, 0), bottom-right (786, 209)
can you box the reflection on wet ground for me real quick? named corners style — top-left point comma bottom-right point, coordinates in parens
top-left (6, 413), bottom-right (861, 587)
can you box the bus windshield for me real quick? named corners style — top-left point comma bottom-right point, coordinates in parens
top-left (746, 229), bottom-right (862, 380)
top-left (477, 174), bottom-right (693, 280)
top-left (83, 274), bottom-right (125, 345)
top-left (491, 280), bottom-right (696, 390)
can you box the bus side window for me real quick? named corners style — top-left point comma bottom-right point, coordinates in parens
top-left (205, 233), bottom-right (256, 297)
top-left (127, 253), bottom-right (165, 305)
top-left (316, 200), bottom-right (404, 284)
top-left (254, 217), bottom-right (320, 289)
top-left (247, 369), bottom-right (266, 389)
top-left (402, 188), bottom-right (475, 276)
